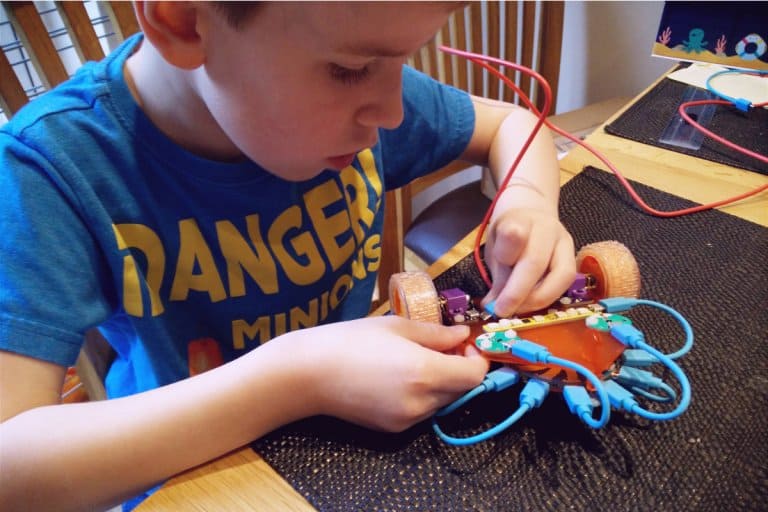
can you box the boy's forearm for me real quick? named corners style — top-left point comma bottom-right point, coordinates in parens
top-left (0, 336), bottom-right (317, 512)
top-left (488, 108), bottom-right (560, 215)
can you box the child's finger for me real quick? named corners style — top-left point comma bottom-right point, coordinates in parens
top-left (516, 238), bottom-right (576, 312)
top-left (387, 317), bottom-right (471, 351)
top-left (429, 350), bottom-right (490, 392)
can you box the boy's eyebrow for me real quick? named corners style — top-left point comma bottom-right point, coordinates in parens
top-left (337, 36), bottom-right (437, 58)
top-left (335, 43), bottom-right (416, 58)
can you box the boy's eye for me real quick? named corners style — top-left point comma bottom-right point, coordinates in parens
top-left (328, 63), bottom-right (371, 85)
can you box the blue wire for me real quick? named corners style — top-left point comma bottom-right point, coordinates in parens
top-left (705, 69), bottom-right (768, 111)
top-left (705, 69), bottom-right (741, 104)
top-left (629, 383), bottom-right (676, 403)
top-left (628, 341), bottom-right (691, 421)
top-left (432, 403), bottom-right (532, 446)
top-left (433, 368), bottom-right (524, 444)
top-left (435, 385), bottom-right (488, 417)
top-left (632, 299), bottom-right (694, 360)
top-left (435, 296), bottom-right (694, 442)
top-left (546, 355), bottom-right (611, 428)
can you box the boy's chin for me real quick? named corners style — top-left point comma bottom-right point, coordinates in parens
top-left (266, 163), bottom-right (336, 183)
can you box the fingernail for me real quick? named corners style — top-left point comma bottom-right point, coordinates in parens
top-left (484, 300), bottom-right (496, 316)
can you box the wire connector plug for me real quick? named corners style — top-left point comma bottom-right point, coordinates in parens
top-left (732, 97), bottom-right (751, 112)
top-left (519, 379), bottom-right (550, 409)
top-left (483, 367), bottom-right (520, 392)
top-left (622, 349), bottom-right (658, 367)
top-left (563, 385), bottom-right (594, 416)
top-left (615, 366), bottom-right (664, 390)
top-left (598, 297), bottom-right (637, 313)
top-left (510, 339), bottom-right (550, 362)
top-left (604, 380), bottom-right (638, 411)
top-left (610, 323), bottom-right (646, 348)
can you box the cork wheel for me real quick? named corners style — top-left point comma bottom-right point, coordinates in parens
top-left (575, 241), bottom-right (641, 299)
top-left (388, 272), bottom-right (442, 324)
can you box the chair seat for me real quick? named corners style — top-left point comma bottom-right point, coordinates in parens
top-left (404, 180), bottom-right (492, 264)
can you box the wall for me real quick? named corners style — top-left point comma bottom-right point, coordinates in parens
top-left (556, 0), bottom-right (673, 113)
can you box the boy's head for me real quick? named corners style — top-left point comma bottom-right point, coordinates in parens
top-left (210, 2), bottom-right (260, 30)
top-left (130, 2), bottom-right (458, 180)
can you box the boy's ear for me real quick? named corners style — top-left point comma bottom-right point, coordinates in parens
top-left (133, 1), bottom-right (205, 70)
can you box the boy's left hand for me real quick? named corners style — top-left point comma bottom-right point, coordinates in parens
top-left (481, 206), bottom-right (576, 316)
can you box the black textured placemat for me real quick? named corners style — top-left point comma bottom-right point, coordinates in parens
top-left (252, 167), bottom-right (768, 511)
top-left (605, 76), bottom-right (768, 176)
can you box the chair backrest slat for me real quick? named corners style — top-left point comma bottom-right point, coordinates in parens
top-left (453, 7), bottom-right (468, 92)
top-left (407, 1), bottom-right (562, 110)
top-left (469, 2), bottom-right (484, 96)
top-left (502, 2), bottom-right (519, 103)
top-left (57, 1), bottom-right (105, 63)
top-left (486, 1), bottom-right (501, 100)
top-left (106, 1), bottom-right (139, 40)
top-left (538, 1), bottom-right (564, 113)
top-left (5, 1), bottom-right (69, 89)
top-left (519, 1), bottom-right (536, 105)
top-left (0, 47), bottom-right (28, 116)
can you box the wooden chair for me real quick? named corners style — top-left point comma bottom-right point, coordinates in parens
top-left (1, 0), bottom-right (140, 400)
top-left (377, 0), bottom-right (611, 306)
top-left (0, 1), bottom-right (138, 116)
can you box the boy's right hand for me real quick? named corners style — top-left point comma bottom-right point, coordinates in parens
top-left (270, 316), bottom-right (489, 433)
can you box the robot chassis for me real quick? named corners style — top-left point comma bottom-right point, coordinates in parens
top-left (388, 241), bottom-right (693, 446)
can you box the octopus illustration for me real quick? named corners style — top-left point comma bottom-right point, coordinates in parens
top-left (682, 28), bottom-right (708, 53)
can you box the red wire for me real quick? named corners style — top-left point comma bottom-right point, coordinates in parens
top-left (678, 100), bottom-right (768, 164)
top-left (439, 46), bottom-right (768, 287)
top-left (478, 59), bottom-right (768, 216)
top-left (439, 47), bottom-right (552, 287)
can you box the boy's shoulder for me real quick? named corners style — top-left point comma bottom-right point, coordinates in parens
top-left (3, 67), bottom-right (102, 137)
top-left (2, 35), bottom-right (142, 141)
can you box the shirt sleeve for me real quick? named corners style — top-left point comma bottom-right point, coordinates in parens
top-left (0, 132), bottom-right (115, 366)
top-left (378, 65), bottom-right (475, 190)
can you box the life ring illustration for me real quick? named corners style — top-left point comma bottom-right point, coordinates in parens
top-left (735, 33), bottom-right (766, 61)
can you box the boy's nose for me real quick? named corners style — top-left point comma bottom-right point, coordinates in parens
top-left (355, 93), bottom-right (404, 130)
top-left (355, 67), bottom-right (405, 130)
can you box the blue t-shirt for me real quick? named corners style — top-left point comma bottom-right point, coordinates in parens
top-left (0, 34), bottom-right (474, 400)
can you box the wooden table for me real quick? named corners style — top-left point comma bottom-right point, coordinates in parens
top-left (137, 79), bottom-right (768, 511)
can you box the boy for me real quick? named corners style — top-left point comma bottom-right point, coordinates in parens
top-left (0, 2), bottom-right (575, 510)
